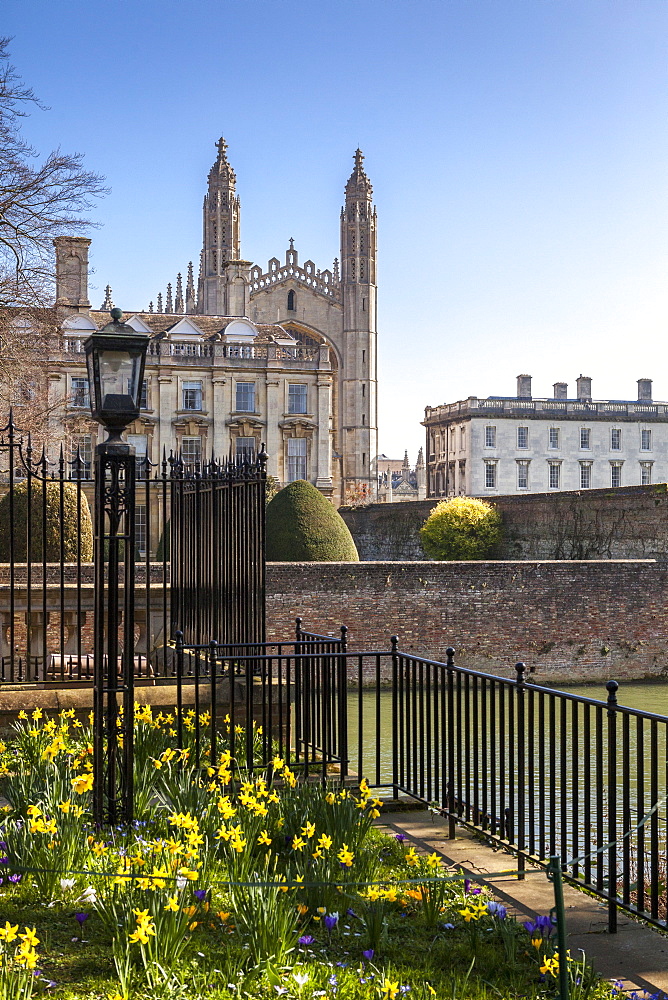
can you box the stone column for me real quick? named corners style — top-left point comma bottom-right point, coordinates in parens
top-left (265, 377), bottom-right (281, 481)
top-left (157, 376), bottom-right (174, 457)
top-left (212, 376), bottom-right (228, 458)
top-left (315, 375), bottom-right (333, 494)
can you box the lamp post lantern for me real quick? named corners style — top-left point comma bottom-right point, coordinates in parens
top-left (85, 308), bottom-right (150, 826)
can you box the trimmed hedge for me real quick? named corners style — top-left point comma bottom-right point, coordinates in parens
top-left (266, 480), bottom-right (359, 562)
top-left (0, 479), bottom-right (93, 562)
top-left (419, 496), bottom-right (502, 560)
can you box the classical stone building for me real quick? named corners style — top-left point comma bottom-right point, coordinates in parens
top-left (47, 138), bottom-right (378, 504)
top-left (424, 375), bottom-right (668, 497)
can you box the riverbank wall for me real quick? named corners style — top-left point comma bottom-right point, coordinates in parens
top-left (266, 559), bottom-right (668, 686)
top-left (339, 484), bottom-right (668, 562)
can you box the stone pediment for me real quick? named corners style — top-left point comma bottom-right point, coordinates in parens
top-left (125, 314), bottom-right (153, 334)
top-left (61, 314), bottom-right (97, 331)
top-left (165, 317), bottom-right (206, 338)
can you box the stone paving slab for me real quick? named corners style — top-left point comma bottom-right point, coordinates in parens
top-left (378, 808), bottom-right (668, 998)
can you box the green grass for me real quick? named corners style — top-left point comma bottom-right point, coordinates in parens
top-left (0, 711), bottom-right (630, 1000)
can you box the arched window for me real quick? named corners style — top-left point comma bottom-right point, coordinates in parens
top-left (287, 290), bottom-right (296, 311)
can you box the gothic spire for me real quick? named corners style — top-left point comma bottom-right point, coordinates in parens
top-left (345, 148), bottom-right (373, 198)
top-left (100, 284), bottom-right (114, 310)
top-left (175, 273), bottom-right (184, 314)
top-left (186, 261), bottom-right (196, 314)
top-left (157, 292), bottom-right (163, 314)
top-left (201, 134), bottom-right (242, 313)
top-left (208, 135), bottom-right (237, 188)
top-left (165, 283), bottom-right (173, 314)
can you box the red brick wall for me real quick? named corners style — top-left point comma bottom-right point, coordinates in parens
top-left (266, 560), bottom-right (668, 686)
top-left (339, 484), bottom-right (668, 561)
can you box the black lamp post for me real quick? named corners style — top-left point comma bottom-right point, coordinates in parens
top-left (85, 308), bottom-right (149, 826)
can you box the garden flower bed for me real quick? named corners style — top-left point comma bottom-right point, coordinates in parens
top-left (0, 707), bottom-right (641, 999)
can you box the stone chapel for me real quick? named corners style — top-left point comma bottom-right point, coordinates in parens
top-left (49, 138), bottom-right (378, 505)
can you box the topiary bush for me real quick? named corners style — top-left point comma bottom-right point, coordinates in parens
top-left (0, 479), bottom-right (93, 562)
top-left (419, 496), bottom-right (502, 560)
top-left (266, 480), bottom-right (359, 561)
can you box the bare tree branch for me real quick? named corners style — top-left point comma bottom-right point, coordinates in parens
top-left (0, 37), bottom-right (106, 445)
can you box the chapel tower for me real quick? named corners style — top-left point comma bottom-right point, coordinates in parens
top-left (340, 149), bottom-right (378, 493)
top-left (198, 137), bottom-right (249, 316)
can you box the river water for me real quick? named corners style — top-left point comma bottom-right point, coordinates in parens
top-left (347, 681), bottom-right (668, 786)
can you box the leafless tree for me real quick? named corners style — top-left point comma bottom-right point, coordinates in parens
top-left (0, 37), bottom-right (106, 444)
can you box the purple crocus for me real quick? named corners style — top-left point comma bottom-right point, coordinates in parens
top-left (74, 912), bottom-right (88, 927)
top-left (324, 912), bottom-right (339, 932)
top-left (362, 949), bottom-right (374, 961)
top-left (8, 874), bottom-right (21, 884)
top-left (395, 834), bottom-right (406, 843)
top-left (487, 901), bottom-right (507, 919)
top-left (194, 889), bottom-right (207, 902)
top-left (298, 935), bottom-right (314, 946)
top-left (463, 878), bottom-right (481, 894)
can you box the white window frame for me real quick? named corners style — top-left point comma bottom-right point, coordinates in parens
top-left (579, 462), bottom-right (592, 489)
top-left (287, 437), bottom-right (307, 482)
top-left (236, 436), bottom-right (256, 461)
top-left (235, 381), bottom-right (256, 413)
top-left (640, 429), bottom-right (652, 452)
top-left (70, 434), bottom-right (93, 480)
top-left (580, 427), bottom-right (591, 450)
top-left (516, 460), bottom-right (529, 490)
top-left (127, 433), bottom-right (149, 478)
top-left (548, 427), bottom-right (560, 450)
top-left (548, 461), bottom-right (561, 490)
top-left (610, 428), bottom-right (621, 451)
top-left (640, 462), bottom-right (653, 486)
top-left (610, 461), bottom-right (623, 488)
top-left (484, 460), bottom-right (497, 489)
top-left (517, 426), bottom-right (529, 449)
top-left (135, 503), bottom-right (147, 557)
top-left (71, 376), bottom-right (90, 409)
top-left (182, 380), bottom-right (203, 411)
top-left (484, 425), bottom-right (496, 448)
top-left (287, 383), bottom-right (308, 415)
top-left (181, 436), bottom-right (202, 471)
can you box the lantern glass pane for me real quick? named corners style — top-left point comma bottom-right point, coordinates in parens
top-left (99, 350), bottom-right (141, 412)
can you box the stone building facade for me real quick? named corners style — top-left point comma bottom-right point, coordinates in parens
top-left (423, 375), bottom-right (668, 498)
top-left (46, 139), bottom-right (379, 504)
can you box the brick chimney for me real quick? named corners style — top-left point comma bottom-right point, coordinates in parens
top-left (576, 375), bottom-right (592, 401)
top-left (53, 236), bottom-right (91, 312)
top-left (553, 382), bottom-right (568, 400)
top-left (516, 374), bottom-right (532, 399)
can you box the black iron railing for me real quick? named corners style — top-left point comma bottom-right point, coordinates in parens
top-left (172, 629), bottom-right (348, 778)
top-left (347, 641), bottom-right (668, 934)
top-left (170, 450), bottom-right (266, 649)
top-left (0, 414), bottom-right (266, 685)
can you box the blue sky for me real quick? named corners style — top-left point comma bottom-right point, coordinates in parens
top-left (5, 0), bottom-right (667, 459)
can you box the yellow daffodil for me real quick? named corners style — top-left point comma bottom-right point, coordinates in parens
top-left (0, 921), bottom-right (19, 943)
top-left (381, 978), bottom-right (400, 1000)
top-left (337, 843), bottom-right (354, 866)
